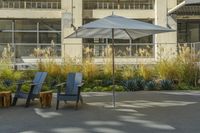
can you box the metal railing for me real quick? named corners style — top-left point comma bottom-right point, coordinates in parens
top-left (0, 1), bottom-right (61, 9)
top-left (83, 0), bottom-right (154, 10)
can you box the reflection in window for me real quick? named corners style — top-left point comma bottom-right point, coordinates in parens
top-left (16, 45), bottom-right (37, 58)
top-left (0, 44), bottom-right (7, 55)
top-left (83, 44), bottom-right (94, 58)
top-left (0, 32), bottom-right (12, 43)
top-left (39, 20), bottom-right (61, 31)
top-left (178, 21), bottom-right (200, 43)
top-left (84, 43), bottom-right (155, 58)
top-left (40, 45), bottom-right (61, 57)
top-left (137, 45), bottom-right (154, 57)
top-left (115, 45), bottom-right (130, 57)
top-left (39, 32), bottom-right (61, 43)
top-left (94, 45), bottom-right (106, 57)
top-left (0, 20), bottom-right (12, 30)
top-left (15, 20), bottom-right (37, 30)
top-left (177, 22), bottom-right (187, 43)
top-left (187, 23), bottom-right (199, 42)
top-left (15, 32), bottom-right (37, 43)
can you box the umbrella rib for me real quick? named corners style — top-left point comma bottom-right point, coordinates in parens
top-left (123, 29), bottom-right (134, 40)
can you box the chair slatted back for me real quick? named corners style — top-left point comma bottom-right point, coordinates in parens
top-left (65, 73), bottom-right (82, 95)
top-left (32, 72), bottom-right (47, 95)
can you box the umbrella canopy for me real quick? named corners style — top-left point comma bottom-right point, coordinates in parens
top-left (67, 15), bottom-right (174, 39)
top-left (66, 15), bottom-right (174, 108)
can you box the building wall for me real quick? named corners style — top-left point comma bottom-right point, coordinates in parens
top-left (0, 9), bottom-right (61, 19)
top-left (83, 10), bottom-right (155, 19)
top-left (62, 0), bottom-right (83, 62)
top-left (155, 0), bottom-right (177, 60)
top-left (1, 0), bottom-right (197, 64)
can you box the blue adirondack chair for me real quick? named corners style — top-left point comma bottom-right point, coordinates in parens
top-left (12, 72), bottom-right (47, 107)
top-left (56, 72), bottom-right (83, 110)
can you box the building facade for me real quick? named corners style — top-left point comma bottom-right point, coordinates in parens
top-left (0, 0), bottom-right (199, 64)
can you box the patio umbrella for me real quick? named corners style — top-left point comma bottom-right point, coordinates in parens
top-left (66, 14), bottom-right (174, 107)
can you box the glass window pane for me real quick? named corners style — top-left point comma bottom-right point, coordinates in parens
top-left (40, 45), bottom-right (61, 57)
top-left (133, 36), bottom-right (153, 43)
top-left (187, 23), bottom-right (199, 42)
top-left (16, 45), bottom-right (37, 58)
top-left (39, 20), bottom-right (61, 31)
top-left (0, 32), bottom-right (12, 43)
top-left (178, 22), bottom-right (187, 43)
top-left (39, 32), bottom-right (61, 43)
top-left (94, 45), bottom-right (105, 57)
top-left (15, 32), bottom-right (37, 43)
top-left (131, 45), bottom-right (137, 56)
top-left (83, 44), bottom-right (94, 58)
top-left (137, 45), bottom-right (154, 57)
top-left (15, 20), bottom-right (37, 30)
top-left (0, 44), bottom-right (7, 55)
top-left (0, 20), bottom-right (12, 30)
top-left (115, 45), bottom-right (130, 57)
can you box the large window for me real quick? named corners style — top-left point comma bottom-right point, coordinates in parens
top-left (15, 32), bottom-right (37, 43)
top-left (0, 20), bottom-right (12, 30)
top-left (83, 43), bottom-right (155, 58)
top-left (39, 32), bottom-right (61, 43)
top-left (15, 20), bottom-right (37, 30)
top-left (0, 19), bottom-right (61, 59)
top-left (178, 21), bottom-right (200, 43)
top-left (178, 21), bottom-right (200, 60)
top-left (39, 20), bottom-right (61, 31)
top-left (0, 33), bottom-right (12, 43)
top-left (16, 45), bottom-right (37, 58)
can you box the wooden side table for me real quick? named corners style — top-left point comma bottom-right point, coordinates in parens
top-left (39, 91), bottom-right (53, 108)
top-left (0, 91), bottom-right (12, 107)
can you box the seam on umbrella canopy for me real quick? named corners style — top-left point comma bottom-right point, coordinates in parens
top-left (66, 28), bottom-right (170, 40)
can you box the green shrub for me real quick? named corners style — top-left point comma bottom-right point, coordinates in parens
top-left (121, 77), bottom-right (145, 91)
top-left (138, 65), bottom-right (156, 81)
top-left (121, 65), bottom-right (139, 80)
top-left (175, 83), bottom-right (200, 90)
top-left (155, 59), bottom-right (183, 81)
top-left (145, 81), bottom-right (157, 91)
top-left (21, 84), bottom-right (31, 92)
top-left (121, 80), bottom-right (137, 91)
top-left (160, 80), bottom-right (173, 90)
top-left (0, 67), bottom-right (23, 81)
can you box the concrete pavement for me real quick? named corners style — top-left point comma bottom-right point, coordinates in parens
top-left (0, 91), bottom-right (200, 133)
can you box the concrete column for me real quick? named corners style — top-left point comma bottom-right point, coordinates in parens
top-left (61, 0), bottom-right (82, 63)
top-left (154, 0), bottom-right (177, 60)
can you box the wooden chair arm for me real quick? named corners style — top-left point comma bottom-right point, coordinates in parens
top-left (55, 82), bottom-right (66, 94)
top-left (55, 82), bottom-right (66, 87)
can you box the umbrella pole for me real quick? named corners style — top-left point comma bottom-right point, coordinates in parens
top-left (112, 28), bottom-right (115, 108)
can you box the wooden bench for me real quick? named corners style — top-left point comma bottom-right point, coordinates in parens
top-left (39, 91), bottom-right (53, 108)
top-left (0, 91), bottom-right (12, 107)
